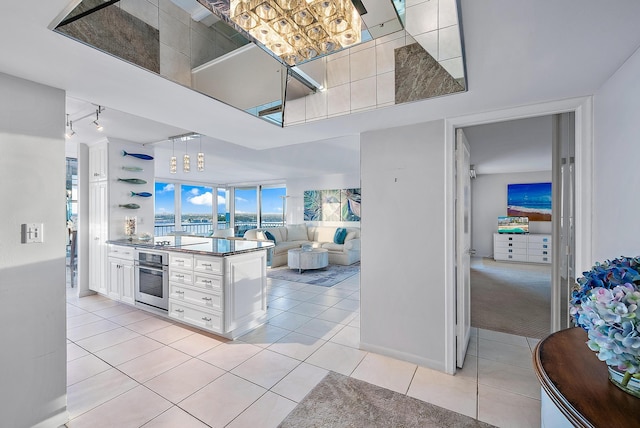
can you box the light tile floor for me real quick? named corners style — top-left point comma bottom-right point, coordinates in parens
top-left (65, 272), bottom-right (541, 427)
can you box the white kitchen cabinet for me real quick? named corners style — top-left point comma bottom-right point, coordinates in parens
top-left (107, 244), bottom-right (135, 305)
top-left (89, 142), bottom-right (108, 182)
top-left (167, 250), bottom-right (267, 339)
top-left (89, 181), bottom-right (108, 294)
top-left (225, 252), bottom-right (268, 333)
top-left (493, 233), bottom-right (552, 264)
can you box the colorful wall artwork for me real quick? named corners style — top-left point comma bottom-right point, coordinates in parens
top-left (304, 188), bottom-right (361, 221)
top-left (507, 182), bottom-right (552, 221)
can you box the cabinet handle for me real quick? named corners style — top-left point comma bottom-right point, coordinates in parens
top-left (202, 263), bottom-right (212, 267)
top-left (176, 274), bottom-right (184, 278)
top-left (203, 279), bottom-right (212, 284)
top-left (94, 173), bottom-right (99, 177)
top-left (175, 290), bottom-right (184, 295)
top-left (202, 297), bottom-right (212, 301)
top-left (175, 308), bottom-right (184, 313)
top-left (202, 317), bottom-right (212, 322)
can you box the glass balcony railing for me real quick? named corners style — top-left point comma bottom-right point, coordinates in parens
top-left (154, 221), bottom-right (285, 238)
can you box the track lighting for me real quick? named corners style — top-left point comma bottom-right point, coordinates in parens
top-left (65, 115), bottom-right (75, 138)
top-left (93, 106), bottom-right (104, 131)
top-left (64, 105), bottom-right (106, 137)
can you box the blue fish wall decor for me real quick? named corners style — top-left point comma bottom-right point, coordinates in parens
top-left (121, 150), bottom-right (154, 161)
top-left (130, 191), bottom-right (153, 197)
top-left (118, 178), bottom-right (147, 184)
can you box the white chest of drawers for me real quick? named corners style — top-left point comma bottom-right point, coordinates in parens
top-left (493, 233), bottom-right (552, 264)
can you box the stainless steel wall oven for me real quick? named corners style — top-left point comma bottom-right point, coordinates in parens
top-left (134, 249), bottom-right (169, 311)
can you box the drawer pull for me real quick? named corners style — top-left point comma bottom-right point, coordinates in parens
top-left (202, 297), bottom-right (212, 301)
top-left (203, 279), bottom-right (212, 284)
top-left (176, 274), bottom-right (184, 278)
top-left (175, 308), bottom-right (184, 313)
top-left (202, 263), bottom-right (212, 267)
top-left (202, 317), bottom-right (212, 322)
top-left (175, 290), bottom-right (184, 295)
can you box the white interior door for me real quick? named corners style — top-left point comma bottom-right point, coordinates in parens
top-left (456, 129), bottom-right (472, 368)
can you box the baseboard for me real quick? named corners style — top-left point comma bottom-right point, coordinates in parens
top-left (359, 341), bottom-right (447, 373)
top-left (31, 409), bottom-right (68, 428)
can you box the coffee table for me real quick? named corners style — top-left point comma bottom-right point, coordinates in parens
top-left (288, 248), bottom-right (329, 273)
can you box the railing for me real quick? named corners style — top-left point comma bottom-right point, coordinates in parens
top-left (154, 221), bottom-right (285, 237)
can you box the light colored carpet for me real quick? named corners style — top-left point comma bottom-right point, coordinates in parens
top-left (471, 257), bottom-right (551, 339)
top-left (267, 263), bottom-right (360, 287)
top-left (279, 372), bottom-right (495, 428)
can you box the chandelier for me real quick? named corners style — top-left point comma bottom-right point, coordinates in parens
top-left (229, 0), bottom-right (362, 65)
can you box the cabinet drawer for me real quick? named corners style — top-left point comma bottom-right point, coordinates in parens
top-left (194, 273), bottom-right (223, 292)
top-left (495, 253), bottom-right (528, 262)
top-left (194, 256), bottom-right (223, 274)
top-left (529, 255), bottom-right (552, 264)
top-left (528, 242), bottom-right (552, 251)
top-left (169, 300), bottom-right (223, 333)
top-left (528, 235), bottom-right (552, 244)
top-left (495, 234), bottom-right (528, 243)
top-left (529, 248), bottom-right (552, 257)
top-left (108, 245), bottom-right (134, 260)
top-left (495, 241), bottom-right (528, 250)
top-left (169, 269), bottom-right (193, 285)
top-left (495, 247), bottom-right (527, 256)
top-left (170, 254), bottom-right (193, 269)
top-left (170, 284), bottom-right (222, 311)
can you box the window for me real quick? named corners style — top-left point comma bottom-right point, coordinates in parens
top-left (154, 182), bottom-right (286, 237)
top-left (181, 184), bottom-right (214, 236)
top-left (155, 182), bottom-right (175, 235)
top-left (261, 186), bottom-right (287, 227)
top-left (217, 187), bottom-right (230, 230)
top-left (234, 187), bottom-right (257, 237)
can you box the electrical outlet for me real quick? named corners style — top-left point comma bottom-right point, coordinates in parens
top-left (21, 223), bottom-right (44, 243)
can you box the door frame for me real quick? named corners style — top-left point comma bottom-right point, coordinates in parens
top-left (443, 96), bottom-right (593, 374)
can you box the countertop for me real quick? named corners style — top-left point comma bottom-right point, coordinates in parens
top-left (107, 235), bottom-right (274, 256)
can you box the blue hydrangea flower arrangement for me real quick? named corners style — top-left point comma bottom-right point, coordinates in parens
top-left (570, 256), bottom-right (640, 387)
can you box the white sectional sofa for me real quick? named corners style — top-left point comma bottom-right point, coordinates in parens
top-left (243, 224), bottom-right (361, 268)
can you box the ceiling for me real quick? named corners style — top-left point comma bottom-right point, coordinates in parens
top-left (3, 1), bottom-right (640, 184)
top-left (463, 115), bottom-right (553, 175)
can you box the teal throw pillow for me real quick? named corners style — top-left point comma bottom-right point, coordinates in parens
top-left (264, 230), bottom-right (277, 244)
top-left (333, 227), bottom-right (347, 244)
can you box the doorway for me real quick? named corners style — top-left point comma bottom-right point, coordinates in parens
top-left (445, 97), bottom-right (593, 374)
top-left (462, 115), bottom-right (556, 340)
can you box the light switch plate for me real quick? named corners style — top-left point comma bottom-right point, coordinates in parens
top-left (21, 223), bottom-right (44, 243)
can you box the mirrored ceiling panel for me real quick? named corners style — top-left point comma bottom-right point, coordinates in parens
top-left (53, 0), bottom-right (466, 128)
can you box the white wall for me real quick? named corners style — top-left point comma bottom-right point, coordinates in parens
top-left (593, 46), bottom-right (640, 260)
top-left (106, 138), bottom-right (155, 240)
top-left (360, 120), bottom-right (448, 370)
top-left (285, 172), bottom-right (360, 227)
top-left (0, 73), bottom-right (67, 427)
top-left (471, 171), bottom-right (552, 257)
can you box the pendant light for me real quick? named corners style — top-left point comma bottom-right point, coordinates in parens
top-left (197, 134), bottom-right (205, 172)
top-left (170, 138), bottom-right (177, 174)
top-left (183, 138), bottom-right (190, 173)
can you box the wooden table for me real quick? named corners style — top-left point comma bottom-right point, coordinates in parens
top-left (533, 327), bottom-right (640, 427)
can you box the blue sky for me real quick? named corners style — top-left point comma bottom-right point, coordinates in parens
top-left (155, 182), bottom-right (286, 215)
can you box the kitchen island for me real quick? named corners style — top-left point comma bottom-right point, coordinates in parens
top-left (105, 236), bottom-right (274, 339)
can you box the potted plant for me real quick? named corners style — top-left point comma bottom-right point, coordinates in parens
top-left (570, 256), bottom-right (640, 397)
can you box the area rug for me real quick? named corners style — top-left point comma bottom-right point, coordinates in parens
top-left (471, 257), bottom-right (551, 339)
top-left (279, 372), bottom-right (494, 428)
top-left (267, 263), bottom-right (360, 287)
